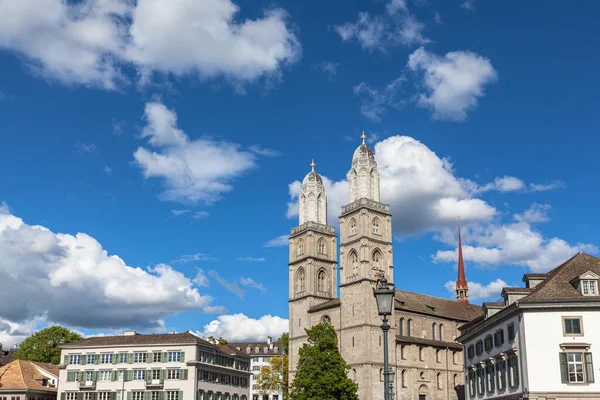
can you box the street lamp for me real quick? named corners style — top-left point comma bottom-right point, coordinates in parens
top-left (373, 276), bottom-right (395, 400)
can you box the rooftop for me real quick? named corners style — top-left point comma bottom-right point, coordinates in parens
top-left (0, 360), bottom-right (59, 392)
top-left (395, 289), bottom-right (483, 322)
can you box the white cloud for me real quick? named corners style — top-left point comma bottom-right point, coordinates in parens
top-left (171, 209), bottom-right (191, 216)
top-left (208, 271), bottom-right (245, 300)
top-left (529, 181), bottom-right (566, 192)
top-left (0, 0), bottom-right (301, 90)
top-left (199, 314), bottom-right (287, 341)
top-left (353, 77), bottom-right (405, 122)
top-left (103, 165), bottom-right (112, 174)
top-left (318, 61), bottom-right (339, 82)
top-left (407, 47), bottom-right (498, 121)
top-left (0, 206), bottom-right (218, 347)
top-left (172, 253), bottom-right (214, 263)
top-left (133, 101), bottom-right (258, 204)
top-left (248, 146), bottom-right (281, 158)
top-left (201, 306), bottom-right (228, 315)
top-left (335, 0), bottom-right (428, 52)
top-left (433, 204), bottom-right (598, 272)
top-left (444, 279), bottom-right (506, 301)
top-left (263, 235), bottom-right (289, 248)
top-left (193, 211), bottom-right (210, 219)
top-left (239, 277), bottom-right (267, 292)
top-left (287, 136), bottom-right (496, 235)
top-left (236, 257), bottom-right (267, 262)
top-left (461, 0), bottom-right (476, 11)
top-left (74, 142), bottom-right (97, 154)
top-left (0, 318), bottom-right (37, 349)
top-left (475, 177), bottom-right (565, 194)
top-left (193, 269), bottom-right (210, 287)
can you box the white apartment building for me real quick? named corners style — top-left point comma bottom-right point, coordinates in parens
top-left (229, 338), bottom-right (283, 400)
top-left (457, 252), bottom-right (600, 400)
top-left (58, 332), bottom-right (251, 400)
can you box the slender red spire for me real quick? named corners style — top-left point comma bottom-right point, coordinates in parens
top-left (455, 217), bottom-right (469, 305)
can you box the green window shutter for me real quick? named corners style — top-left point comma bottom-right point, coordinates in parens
top-left (501, 362), bottom-right (506, 388)
top-left (559, 352), bottom-right (569, 383)
top-left (585, 352), bottom-right (595, 383)
top-left (513, 357), bottom-right (520, 386)
top-left (113, 354), bottom-right (119, 365)
top-left (143, 392), bottom-right (148, 400)
top-left (128, 354), bottom-right (134, 364)
top-left (82, 356), bottom-right (87, 365)
top-left (179, 391), bottom-right (183, 400)
top-left (147, 353), bottom-right (152, 364)
top-left (111, 393), bottom-right (116, 400)
top-left (112, 371), bottom-right (117, 382)
top-left (180, 369), bottom-right (188, 380)
top-left (162, 353), bottom-right (167, 363)
top-left (61, 393), bottom-right (66, 400)
top-left (95, 355), bottom-right (100, 365)
top-left (180, 352), bottom-right (185, 362)
top-left (127, 393), bottom-right (132, 400)
top-left (160, 369), bottom-right (166, 380)
top-left (160, 393), bottom-right (165, 400)
top-left (67, 372), bottom-right (74, 382)
top-left (64, 355), bottom-right (69, 365)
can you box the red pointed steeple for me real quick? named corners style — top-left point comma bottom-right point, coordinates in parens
top-left (455, 217), bottom-right (469, 305)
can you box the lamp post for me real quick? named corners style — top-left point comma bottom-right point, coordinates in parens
top-left (373, 276), bottom-right (395, 400)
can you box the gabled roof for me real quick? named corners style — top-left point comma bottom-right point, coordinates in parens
top-left (396, 335), bottom-right (463, 351)
top-left (520, 252), bottom-right (600, 303)
top-left (308, 298), bottom-right (341, 313)
top-left (63, 332), bottom-right (211, 348)
top-left (0, 360), bottom-right (58, 392)
top-left (395, 290), bottom-right (483, 322)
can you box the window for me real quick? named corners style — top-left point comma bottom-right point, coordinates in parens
top-left (486, 364), bottom-right (495, 394)
top-left (85, 371), bottom-right (94, 381)
top-left (432, 323), bottom-right (437, 340)
top-left (582, 280), bottom-right (598, 296)
top-left (317, 270), bottom-right (326, 292)
top-left (560, 352), bottom-right (594, 384)
top-left (496, 359), bottom-right (507, 390)
top-left (494, 329), bottom-right (505, 347)
top-left (99, 370), bottom-right (111, 381)
top-left (67, 394), bottom-right (77, 400)
top-left (453, 374), bottom-right (458, 388)
top-left (564, 317), bottom-right (583, 335)
top-left (119, 353), bottom-right (128, 363)
top-left (168, 351), bottom-right (181, 362)
top-left (436, 349), bottom-right (441, 363)
top-left (437, 373), bottom-right (442, 389)
top-left (419, 347), bottom-right (424, 361)
top-left (439, 324), bottom-right (444, 341)
top-left (399, 318), bottom-right (404, 336)
top-left (372, 218), bottom-right (380, 234)
top-left (132, 392), bottom-right (143, 400)
top-left (372, 250), bottom-right (381, 269)
top-left (322, 315), bottom-right (331, 325)
top-left (133, 370), bottom-right (145, 380)
top-left (467, 345), bottom-right (474, 359)
top-left (151, 392), bottom-right (161, 400)
top-left (101, 354), bottom-right (113, 364)
top-left (407, 319), bottom-right (412, 337)
top-left (477, 366), bottom-right (485, 395)
top-left (317, 238), bottom-right (325, 254)
top-left (69, 355), bottom-right (81, 365)
top-left (484, 335), bottom-right (493, 352)
top-left (296, 268), bottom-right (306, 293)
top-left (167, 369), bottom-right (180, 379)
top-left (134, 352), bottom-right (147, 363)
top-left (151, 369), bottom-right (161, 380)
top-left (401, 345), bottom-right (406, 360)
top-left (475, 340), bottom-right (483, 356)
top-left (87, 354), bottom-right (96, 364)
top-left (152, 352), bottom-right (162, 363)
top-left (508, 355), bottom-right (520, 387)
top-left (468, 371), bottom-right (475, 397)
top-left (350, 218), bottom-right (357, 235)
top-left (508, 323), bottom-right (515, 341)
top-left (84, 393), bottom-right (94, 400)
top-left (98, 393), bottom-right (110, 400)
top-left (298, 239), bottom-right (304, 256)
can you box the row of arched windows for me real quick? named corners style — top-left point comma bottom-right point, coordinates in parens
top-left (347, 248), bottom-right (383, 276)
top-left (295, 268), bottom-right (328, 293)
top-left (399, 318), bottom-right (445, 340)
top-left (348, 217), bottom-right (381, 236)
top-left (296, 238), bottom-right (327, 257)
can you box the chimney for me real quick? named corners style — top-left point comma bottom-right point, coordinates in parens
top-left (123, 332), bottom-right (137, 336)
top-left (267, 336), bottom-right (272, 345)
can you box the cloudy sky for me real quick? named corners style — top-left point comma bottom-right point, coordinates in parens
top-left (1, 0), bottom-right (599, 347)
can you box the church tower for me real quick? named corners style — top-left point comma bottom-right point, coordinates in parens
top-left (288, 160), bottom-right (338, 377)
top-left (338, 133), bottom-right (394, 400)
top-left (455, 219), bottom-right (470, 305)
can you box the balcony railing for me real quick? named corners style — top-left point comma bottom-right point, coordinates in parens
top-left (145, 379), bottom-right (164, 388)
top-left (317, 291), bottom-right (331, 298)
top-left (346, 274), bottom-right (360, 283)
top-left (78, 381), bottom-right (96, 389)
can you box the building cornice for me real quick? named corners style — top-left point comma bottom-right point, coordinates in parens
top-left (340, 235), bottom-right (392, 248)
top-left (290, 222), bottom-right (336, 238)
top-left (339, 277), bottom-right (381, 288)
top-left (288, 255), bottom-right (337, 266)
top-left (340, 198), bottom-right (391, 217)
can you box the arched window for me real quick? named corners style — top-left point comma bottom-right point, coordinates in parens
top-left (372, 218), bottom-right (380, 234)
top-left (350, 218), bottom-right (357, 235)
top-left (322, 315), bottom-right (331, 325)
top-left (318, 238), bottom-right (325, 254)
top-left (407, 319), bottom-right (412, 337)
top-left (432, 322), bottom-right (437, 340)
top-left (297, 269), bottom-right (306, 293)
top-left (350, 251), bottom-right (359, 276)
top-left (372, 250), bottom-right (381, 269)
top-left (317, 270), bottom-right (326, 292)
top-left (439, 324), bottom-right (444, 341)
top-left (399, 318), bottom-right (404, 336)
top-left (379, 368), bottom-right (384, 382)
top-left (298, 239), bottom-right (304, 256)
top-left (419, 346), bottom-right (424, 361)
top-left (453, 374), bottom-right (458, 388)
top-left (401, 370), bottom-right (407, 388)
top-left (437, 373), bottom-right (442, 389)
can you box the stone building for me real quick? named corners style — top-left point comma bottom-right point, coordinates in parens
top-left (288, 134), bottom-right (482, 400)
top-left (0, 359), bottom-right (59, 400)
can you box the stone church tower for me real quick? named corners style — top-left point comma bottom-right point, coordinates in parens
top-left (288, 134), bottom-right (482, 400)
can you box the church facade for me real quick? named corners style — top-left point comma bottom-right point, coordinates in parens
top-left (288, 134), bottom-right (483, 400)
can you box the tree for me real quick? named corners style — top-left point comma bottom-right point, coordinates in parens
top-left (13, 326), bottom-right (82, 364)
top-left (256, 354), bottom-right (289, 399)
top-left (278, 332), bottom-right (289, 354)
top-left (289, 324), bottom-right (358, 400)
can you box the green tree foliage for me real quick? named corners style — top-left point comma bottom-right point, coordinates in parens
top-left (256, 354), bottom-right (289, 398)
top-left (13, 326), bottom-right (82, 364)
top-left (289, 324), bottom-right (358, 400)
top-left (278, 332), bottom-right (289, 354)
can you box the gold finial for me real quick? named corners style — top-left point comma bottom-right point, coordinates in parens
top-left (310, 159), bottom-right (315, 171)
top-left (361, 131), bottom-right (366, 144)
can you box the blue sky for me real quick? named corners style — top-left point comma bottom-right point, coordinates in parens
top-left (1, 0), bottom-right (599, 346)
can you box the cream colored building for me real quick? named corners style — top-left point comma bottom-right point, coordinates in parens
top-left (288, 134), bottom-right (483, 400)
top-left (57, 332), bottom-right (250, 400)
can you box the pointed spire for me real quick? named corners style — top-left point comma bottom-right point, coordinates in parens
top-left (310, 159), bottom-right (315, 171)
top-left (456, 217), bottom-right (469, 305)
top-left (361, 131), bottom-right (366, 144)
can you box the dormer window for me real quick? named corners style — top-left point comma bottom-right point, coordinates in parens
top-left (582, 280), bottom-right (598, 296)
top-left (255, 346), bottom-right (260, 353)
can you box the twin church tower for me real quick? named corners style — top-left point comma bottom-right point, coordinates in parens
top-left (288, 133), bottom-right (472, 400)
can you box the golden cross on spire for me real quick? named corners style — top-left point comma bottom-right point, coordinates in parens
top-left (361, 131), bottom-right (366, 144)
top-left (310, 159), bottom-right (315, 171)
